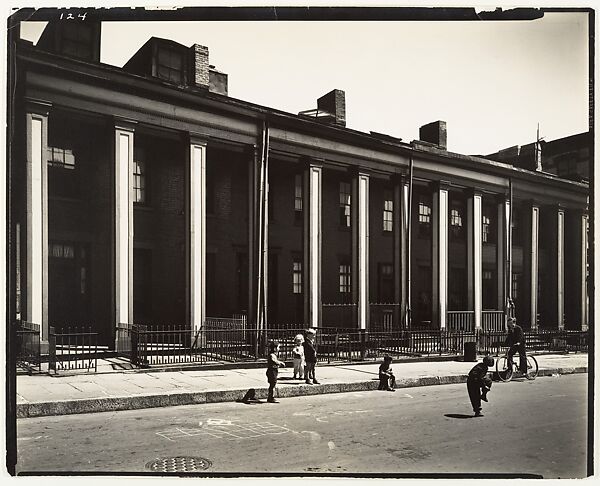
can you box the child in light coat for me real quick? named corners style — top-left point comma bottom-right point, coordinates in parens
top-left (292, 334), bottom-right (305, 380)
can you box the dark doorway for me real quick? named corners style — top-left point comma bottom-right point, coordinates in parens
top-left (133, 248), bottom-right (152, 323)
top-left (267, 253), bottom-right (279, 323)
top-left (48, 241), bottom-right (90, 330)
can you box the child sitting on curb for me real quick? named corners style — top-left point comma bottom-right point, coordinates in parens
top-left (378, 355), bottom-right (396, 391)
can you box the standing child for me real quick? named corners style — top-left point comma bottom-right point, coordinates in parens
top-left (303, 328), bottom-right (319, 385)
top-left (467, 355), bottom-right (494, 417)
top-left (292, 334), bottom-right (305, 380)
top-left (378, 355), bottom-right (396, 391)
top-left (266, 340), bottom-right (286, 403)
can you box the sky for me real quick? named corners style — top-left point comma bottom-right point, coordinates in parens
top-left (19, 10), bottom-right (589, 156)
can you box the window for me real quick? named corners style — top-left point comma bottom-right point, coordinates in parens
top-left (482, 214), bottom-right (491, 243)
top-left (339, 264), bottom-right (351, 293)
top-left (418, 200), bottom-right (431, 237)
top-left (60, 24), bottom-right (93, 59)
top-left (418, 201), bottom-right (431, 223)
top-left (293, 260), bottom-right (302, 294)
top-left (50, 242), bottom-right (75, 259)
top-left (450, 208), bottom-right (462, 228)
top-left (483, 270), bottom-right (492, 281)
top-left (157, 47), bottom-right (184, 84)
top-left (511, 208), bottom-right (521, 245)
top-left (511, 273), bottom-right (519, 300)
top-left (48, 147), bottom-right (75, 169)
top-left (450, 206), bottom-right (464, 238)
top-left (294, 174), bottom-right (303, 224)
top-left (378, 263), bottom-right (394, 302)
top-left (339, 182), bottom-right (351, 227)
top-left (132, 158), bottom-right (147, 205)
top-left (383, 190), bottom-right (393, 232)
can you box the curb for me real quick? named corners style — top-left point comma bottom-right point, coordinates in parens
top-left (16, 366), bottom-right (587, 419)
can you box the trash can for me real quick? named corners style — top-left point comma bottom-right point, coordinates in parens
top-left (464, 341), bottom-right (477, 362)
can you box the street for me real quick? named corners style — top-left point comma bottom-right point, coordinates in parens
top-left (16, 373), bottom-right (588, 477)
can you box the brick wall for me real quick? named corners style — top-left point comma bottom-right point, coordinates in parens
top-left (191, 44), bottom-right (210, 89)
top-left (267, 160), bottom-right (304, 324)
top-left (206, 148), bottom-right (248, 318)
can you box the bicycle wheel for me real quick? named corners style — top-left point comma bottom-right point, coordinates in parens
top-left (496, 356), bottom-right (513, 382)
top-left (525, 355), bottom-right (539, 380)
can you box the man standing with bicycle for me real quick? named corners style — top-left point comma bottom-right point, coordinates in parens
top-left (505, 317), bottom-right (527, 374)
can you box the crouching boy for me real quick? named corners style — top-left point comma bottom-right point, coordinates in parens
top-left (378, 355), bottom-right (396, 391)
top-left (467, 355), bottom-right (494, 417)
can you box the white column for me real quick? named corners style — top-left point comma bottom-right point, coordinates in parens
top-left (433, 185), bottom-right (449, 329)
top-left (395, 177), bottom-right (410, 328)
top-left (305, 164), bottom-right (322, 329)
top-left (581, 214), bottom-right (589, 330)
top-left (467, 192), bottom-right (483, 330)
top-left (357, 173), bottom-right (370, 330)
top-left (351, 172), bottom-right (370, 330)
top-left (114, 120), bottom-right (134, 327)
top-left (530, 205), bottom-right (540, 330)
top-left (189, 139), bottom-right (207, 332)
top-left (557, 208), bottom-right (565, 330)
top-left (496, 200), bottom-right (506, 310)
top-left (505, 198), bottom-right (512, 306)
top-left (25, 102), bottom-right (50, 340)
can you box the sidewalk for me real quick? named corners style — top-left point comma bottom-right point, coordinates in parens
top-left (16, 353), bottom-right (588, 418)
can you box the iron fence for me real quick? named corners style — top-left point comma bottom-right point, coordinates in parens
top-left (370, 303), bottom-right (401, 332)
top-left (119, 319), bottom-right (589, 369)
top-left (446, 311), bottom-right (474, 332)
top-left (48, 325), bottom-right (98, 373)
top-left (482, 311), bottom-right (505, 331)
top-left (16, 321), bottom-right (41, 373)
top-left (476, 329), bottom-right (588, 356)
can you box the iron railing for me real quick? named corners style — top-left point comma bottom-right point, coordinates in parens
top-left (16, 321), bottom-right (41, 373)
top-left (370, 303), bottom-right (401, 332)
top-left (48, 326), bottom-right (98, 373)
top-left (482, 311), bottom-right (505, 331)
top-left (446, 311), bottom-right (474, 332)
top-left (476, 329), bottom-right (588, 356)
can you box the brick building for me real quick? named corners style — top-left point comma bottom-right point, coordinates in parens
top-left (9, 20), bottom-right (590, 350)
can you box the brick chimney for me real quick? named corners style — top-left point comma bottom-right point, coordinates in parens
top-left (190, 44), bottom-right (210, 89)
top-left (317, 89), bottom-right (346, 127)
top-left (419, 121), bottom-right (447, 150)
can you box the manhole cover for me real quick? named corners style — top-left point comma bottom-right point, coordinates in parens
top-left (145, 456), bottom-right (212, 472)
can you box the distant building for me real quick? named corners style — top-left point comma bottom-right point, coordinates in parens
top-left (486, 131), bottom-right (590, 183)
top-left (9, 19), bottom-right (590, 350)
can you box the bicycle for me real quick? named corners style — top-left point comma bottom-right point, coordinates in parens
top-left (495, 351), bottom-right (538, 382)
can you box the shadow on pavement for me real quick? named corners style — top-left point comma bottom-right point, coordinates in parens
top-left (444, 413), bottom-right (473, 419)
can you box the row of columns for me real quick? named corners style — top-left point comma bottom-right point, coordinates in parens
top-left (23, 104), bottom-right (589, 341)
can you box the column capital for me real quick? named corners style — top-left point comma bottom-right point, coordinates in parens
top-left (25, 98), bottom-right (52, 116)
top-left (114, 117), bottom-right (137, 132)
top-left (348, 166), bottom-right (373, 178)
top-left (463, 187), bottom-right (484, 199)
top-left (432, 180), bottom-right (451, 192)
top-left (300, 156), bottom-right (324, 169)
top-left (391, 173), bottom-right (409, 186)
top-left (188, 132), bottom-right (208, 146)
top-left (494, 192), bottom-right (510, 204)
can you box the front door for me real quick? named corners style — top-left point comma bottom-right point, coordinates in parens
top-left (48, 241), bottom-right (90, 331)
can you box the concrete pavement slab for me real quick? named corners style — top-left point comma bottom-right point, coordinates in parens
top-left (15, 353), bottom-right (589, 418)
